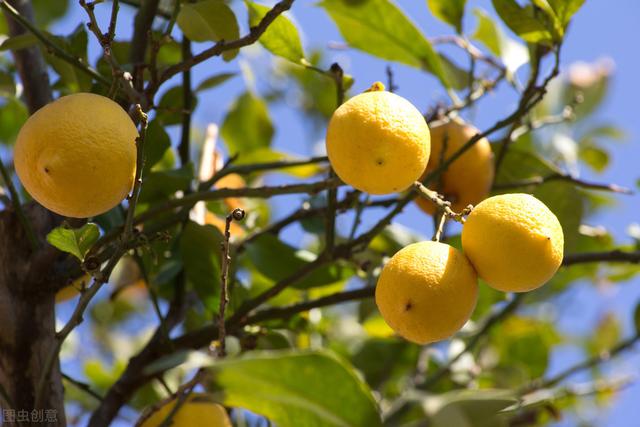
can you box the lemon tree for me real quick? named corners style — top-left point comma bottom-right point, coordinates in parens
top-left (0, 1), bottom-right (638, 427)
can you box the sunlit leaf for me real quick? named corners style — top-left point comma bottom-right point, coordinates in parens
top-left (319, 0), bottom-right (450, 88)
top-left (587, 313), bottom-right (621, 356)
top-left (46, 223), bottom-right (100, 260)
top-left (206, 350), bottom-right (382, 427)
top-left (221, 92), bottom-right (274, 154)
top-left (195, 72), bottom-right (236, 92)
top-left (427, 0), bottom-right (466, 33)
top-left (472, 8), bottom-right (529, 74)
top-left (246, 1), bottom-right (305, 63)
top-left (176, 0), bottom-right (239, 61)
top-left (244, 234), bottom-right (354, 289)
top-left (492, 0), bottom-right (553, 43)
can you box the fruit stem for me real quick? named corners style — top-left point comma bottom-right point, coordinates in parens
top-left (366, 81), bottom-right (386, 92)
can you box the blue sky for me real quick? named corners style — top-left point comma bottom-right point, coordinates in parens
top-left (51, 1), bottom-right (639, 425)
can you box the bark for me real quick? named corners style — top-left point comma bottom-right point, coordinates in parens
top-left (0, 1), bottom-right (67, 424)
top-left (0, 205), bottom-right (66, 426)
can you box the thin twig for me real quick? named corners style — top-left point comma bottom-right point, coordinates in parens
top-left (0, 0), bottom-right (110, 87)
top-left (217, 208), bottom-right (245, 357)
top-left (179, 37), bottom-right (192, 166)
top-left (494, 173), bottom-right (633, 194)
top-left (62, 373), bottom-right (103, 401)
top-left (240, 286), bottom-right (375, 326)
top-left (524, 332), bottom-right (640, 392)
top-left (325, 62), bottom-right (344, 253)
top-left (413, 181), bottom-right (470, 223)
top-left (152, 0), bottom-right (295, 89)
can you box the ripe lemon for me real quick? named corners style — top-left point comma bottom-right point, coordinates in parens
top-left (325, 82), bottom-right (430, 194)
top-left (139, 393), bottom-right (232, 427)
top-left (14, 93), bottom-right (137, 218)
top-left (415, 118), bottom-right (493, 214)
top-left (461, 193), bottom-right (564, 292)
top-left (375, 241), bottom-right (478, 344)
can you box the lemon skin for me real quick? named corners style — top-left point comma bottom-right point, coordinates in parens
top-left (326, 85), bottom-right (430, 195)
top-left (139, 394), bottom-right (232, 427)
top-left (416, 118), bottom-right (494, 214)
top-left (14, 93), bottom-right (137, 218)
top-left (375, 241), bottom-right (478, 344)
top-left (462, 193), bottom-right (564, 292)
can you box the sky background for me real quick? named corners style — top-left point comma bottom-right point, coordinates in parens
top-left (48, 1), bottom-right (640, 425)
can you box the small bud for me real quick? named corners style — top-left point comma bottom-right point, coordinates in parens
top-left (231, 208), bottom-right (246, 221)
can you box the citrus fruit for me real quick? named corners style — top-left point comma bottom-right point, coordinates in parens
top-left (461, 193), bottom-right (564, 292)
top-left (415, 118), bottom-right (493, 214)
top-left (375, 241), bottom-right (478, 344)
top-left (14, 93), bottom-right (138, 218)
top-left (325, 82), bottom-right (430, 194)
top-left (139, 393), bottom-right (231, 427)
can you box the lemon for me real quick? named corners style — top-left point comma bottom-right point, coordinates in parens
top-left (462, 193), bottom-right (564, 292)
top-left (375, 241), bottom-right (478, 344)
top-left (325, 82), bottom-right (430, 194)
top-left (416, 118), bottom-right (493, 214)
top-left (139, 394), bottom-right (232, 427)
top-left (14, 93), bottom-right (138, 218)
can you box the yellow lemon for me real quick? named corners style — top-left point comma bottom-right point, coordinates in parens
top-left (326, 82), bottom-right (430, 194)
top-left (14, 93), bottom-right (138, 218)
top-left (416, 118), bottom-right (493, 214)
top-left (461, 193), bottom-right (564, 292)
top-left (139, 393), bottom-right (232, 427)
top-left (375, 241), bottom-right (478, 344)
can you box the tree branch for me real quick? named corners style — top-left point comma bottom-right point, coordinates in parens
top-left (563, 250), bottom-right (640, 266)
top-left (494, 173), bottom-right (633, 194)
top-left (130, 0), bottom-right (159, 65)
top-left (240, 286), bottom-right (375, 326)
top-left (153, 0), bottom-right (295, 88)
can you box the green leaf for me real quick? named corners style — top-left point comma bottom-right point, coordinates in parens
top-left (139, 163), bottom-right (194, 204)
top-left (427, 0), bottom-right (466, 33)
top-left (245, 234), bottom-right (354, 289)
top-left (548, 0), bottom-right (585, 29)
top-left (176, 0), bottom-right (239, 61)
top-left (144, 120), bottom-right (172, 174)
top-left (587, 313), bottom-right (621, 355)
top-left (0, 97), bottom-right (28, 144)
top-left (46, 24), bottom-right (92, 93)
top-left (246, 1), bottom-right (305, 63)
top-left (579, 145), bottom-right (609, 173)
top-left (438, 53), bottom-right (469, 90)
top-left (156, 85), bottom-right (199, 126)
top-left (425, 389), bottom-right (517, 427)
top-left (195, 72), bottom-right (237, 92)
top-left (492, 0), bottom-right (553, 43)
top-left (207, 350), bottom-right (382, 427)
top-left (319, 0), bottom-right (450, 88)
top-left (179, 221), bottom-right (223, 313)
top-left (0, 33), bottom-right (38, 51)
top-left (534, 181), bottom-right (584, 252)
top-left (46, 223), bottom-right (100, 260)
top-left (221, 92), bottom-right (274, 155)
top-left (0, 72), bottom-right (15, 98)
top-left (472, 8), bottom-right (529, 74)
top-left (634, 302), bottom-right (640, 335)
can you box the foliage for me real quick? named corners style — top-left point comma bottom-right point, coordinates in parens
top-left (0, 0), bottom-right (638, 426)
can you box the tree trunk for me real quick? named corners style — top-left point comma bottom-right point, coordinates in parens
top-left (0, 206), bottom-right (66, 426)
top-left (0, 1), bottom-right (67, 424)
